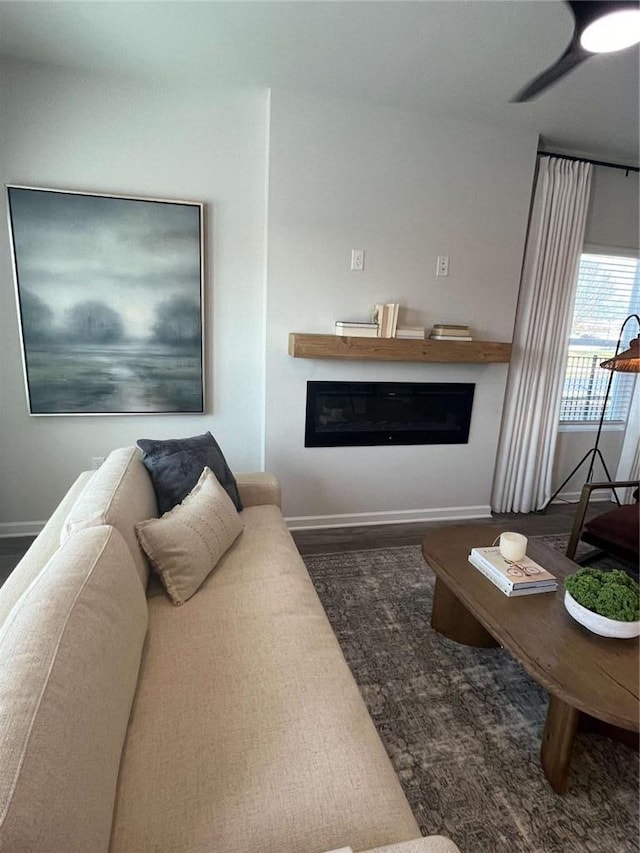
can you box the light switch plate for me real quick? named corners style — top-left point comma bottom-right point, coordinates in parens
top-left (350, 249), bottom-right (365, 271)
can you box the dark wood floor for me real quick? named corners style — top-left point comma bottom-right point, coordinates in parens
top-left (0, 536), bottom-right (37, 586)
top-left (0, 501), bottom-right (604, 584)
top-left (291, 501), bottom-right (602, 554)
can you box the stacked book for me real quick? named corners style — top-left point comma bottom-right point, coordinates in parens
top-left (395, 326), bottom-right (425, 340)
top-left (468, 546), bottom-right (558, 597)
top-left (372, 303), bottom-right (400, 338)
top-left (335, 321), bottom-right (379, 338)
top-left (429, 323), bottom-right (472, 341)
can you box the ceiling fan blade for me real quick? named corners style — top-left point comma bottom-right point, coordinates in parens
top-left (511, 42), bottom-right (589, 102)
top-left (566, 1), bottom-right (639, 31)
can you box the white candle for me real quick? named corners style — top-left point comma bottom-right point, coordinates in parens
top-left (499, 532), bottom-right (528, 562)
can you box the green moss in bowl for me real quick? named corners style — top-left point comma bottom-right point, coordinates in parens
top-left (564, 567), bottom-right (640, 623)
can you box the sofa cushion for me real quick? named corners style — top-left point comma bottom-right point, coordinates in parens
top-left (110, 504), bottom-right (419, 853)
top-left (0, 525), bottom-right (148, 853)
top-left (136, 467), bottom-right (243, 606)
top-left (0, 470), bottom-right (94, 628)
top-left (137, 431), bottom-right (242, 514)
top-left (61, 446), bottom-right (158, 588)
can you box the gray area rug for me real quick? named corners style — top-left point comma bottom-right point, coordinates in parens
top-left (537, 533), bottom-right (638, 579)
top-left (536, 532), bottom-right (591, 559)
top-left (304, 539), bottom-right (639, 853)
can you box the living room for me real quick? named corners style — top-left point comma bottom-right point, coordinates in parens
top-left (0, 3), bottom-right (638, 853)
top-left (1, 4), bottom-right (639, 533)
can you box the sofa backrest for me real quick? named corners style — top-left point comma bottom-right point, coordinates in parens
top-left (0, 525), bottom-right (148, 853)
top-left (61, 446), bottom-right (158, 589)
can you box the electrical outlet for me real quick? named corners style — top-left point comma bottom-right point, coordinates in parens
top-left (436, 255), bottom-right (450, 277)
top-left (350, 249), bottom-right (365, 271)
top-left (91, 456), bottom-right (106, 469)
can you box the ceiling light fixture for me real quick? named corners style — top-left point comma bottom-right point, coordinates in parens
top-left (512, 0), bottom-right (640, 102)
top-left (580, 8), bottom-right (640, 52)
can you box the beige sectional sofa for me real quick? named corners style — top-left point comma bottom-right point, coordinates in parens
top-left (0, 446), bottom-right (460, 853)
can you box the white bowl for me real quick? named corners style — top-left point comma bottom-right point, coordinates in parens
top-left (564, 590), bottom-right (640, 639)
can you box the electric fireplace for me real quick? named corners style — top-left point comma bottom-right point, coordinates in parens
top-left (305, 381), bottom-right (475, 447)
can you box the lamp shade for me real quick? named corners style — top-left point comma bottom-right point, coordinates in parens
top-left (600, 336), bottom-right (640, 373)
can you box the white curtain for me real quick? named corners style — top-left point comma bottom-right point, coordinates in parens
top-left (615, 380), bottom-right (640, 502)
top-left (492, 157), bottom-right (593, 513)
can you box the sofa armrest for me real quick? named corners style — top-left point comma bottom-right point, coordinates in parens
top-left (359, 838), bottom-right (461, 853)
top-left (235, 472), bottom-right (281, 509)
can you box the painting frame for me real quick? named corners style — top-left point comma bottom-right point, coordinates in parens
top-left (6, 184), bottom-right (205, 416)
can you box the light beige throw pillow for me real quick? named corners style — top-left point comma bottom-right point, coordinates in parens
top-left (135, 467), bottom-right (242, 605)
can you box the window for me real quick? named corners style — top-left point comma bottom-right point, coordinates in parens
top-left (560, 250), bottom-right (639, 424)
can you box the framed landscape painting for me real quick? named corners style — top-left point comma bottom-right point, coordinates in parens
top-left (7, 186), bottom-right (204, 415)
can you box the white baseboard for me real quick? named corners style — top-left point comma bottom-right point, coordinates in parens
top-left (285, 504), bottom-right (492, 531)
top-left (553, 490), bottom-right (613, 505)
top-left (0, 521), bottom-right (46, 538)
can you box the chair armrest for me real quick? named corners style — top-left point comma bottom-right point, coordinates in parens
top-left (578, 480), bottom-right (639, 494)
top-left (565, 480), bottom-right (640, 560)
top-left (235, 472), bottom-right (281, 508)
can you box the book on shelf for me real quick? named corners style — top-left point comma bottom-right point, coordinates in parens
top-left (336, 321), bottom-right (378, 328)
top-left (430, 325), bottom-right (471, 337)
top-left (372, 303), bottom-right (384, 331)
top-left (469, 546), bottom-right (557, 589)
top-left (390, 304), bottom-right (400, 337)
top-left (372, 303), bottom-right (400, 338)
top-left (335, 321), bottom-right (379, 338)
top-left (429, 334), bottom-right (473, 341)
top-left (467, 555), bottom-right (557, 597)
top-left (432, 324), bottom-right (470, 333)
top-left (395, 326), bottom-right (425, 339)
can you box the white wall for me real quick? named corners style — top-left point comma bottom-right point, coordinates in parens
top-left (265, 91), bottom-right (538, 525)
top-left (584, 166), bottom-right (640, 251)
top-left (7, 66), bottom-right (622, 529)
top-left (552, 164), bottom-right (639, 500)
top-left (0, 62), bottom-right (269, 532)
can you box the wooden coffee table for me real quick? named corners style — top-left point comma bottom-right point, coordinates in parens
top-left (422, 523), bottom-right (639, 793)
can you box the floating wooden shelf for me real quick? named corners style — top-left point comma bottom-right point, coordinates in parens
top-left (288, 333), bottom-right (512, 363)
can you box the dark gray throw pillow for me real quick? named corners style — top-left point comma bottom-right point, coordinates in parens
top-left (137, 432), bottom-right (242, 516)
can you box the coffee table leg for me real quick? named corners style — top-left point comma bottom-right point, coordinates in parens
top-left (431, 577), bottom-right (499, 648)
top-left (541, 695), bottom-right (580, 794)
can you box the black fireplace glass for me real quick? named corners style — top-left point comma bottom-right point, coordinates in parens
top-left (305, 381), bottom-right (475, 447)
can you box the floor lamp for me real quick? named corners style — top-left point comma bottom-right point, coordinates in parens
top-left (541, 313), bottom-right (640, 512)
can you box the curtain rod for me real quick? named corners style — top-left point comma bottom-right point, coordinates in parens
top-left (537, 150), bottom-right (639, 174)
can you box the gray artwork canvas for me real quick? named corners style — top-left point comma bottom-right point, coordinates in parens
top-left (7, 187), bottom-right (204, 415)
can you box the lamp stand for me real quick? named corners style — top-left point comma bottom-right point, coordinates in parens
top-left (540, 313), bottom-right (640, 513)
top-left (540, 368), bottom-right (619, 512)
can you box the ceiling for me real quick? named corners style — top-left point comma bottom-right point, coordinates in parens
top-left (1, 0), bottom-right (638, 164)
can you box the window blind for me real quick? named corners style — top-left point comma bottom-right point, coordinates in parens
top-left (560, 252), bottom-right (639, 423)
